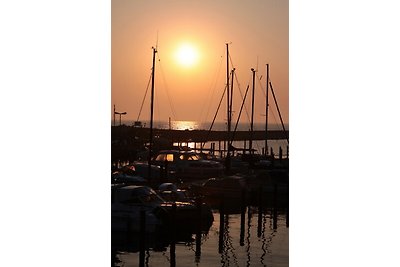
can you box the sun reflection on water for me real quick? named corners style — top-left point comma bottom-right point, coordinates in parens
top-left (171, 121), bottom-right (198, 149)
top-left (172, 120), bottom-right (199, 131)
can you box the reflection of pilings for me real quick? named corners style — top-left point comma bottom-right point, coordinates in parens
top-left (170, 203), bottom-right (176, 267)
top-left (240, 189), bottom-right (246, 246)
top-left (221, 214), bottom-right (229, 267)
top-left (111, 249), bottom-right (117, 267)
top-left (195, 198), bottom-right (202, 259)
top-left (260, 213), bottom-right (267, 266)
top-left (273, 184), bottom-right (278, 229)
top-left (195, 232), bottom-right (201, 263)
top-left (139, 210), bottom-right (145, 267)
top-left (224, 214), bottom-right (239, 267)
top-left (145, 250), bottom-right (150, 267)
top-left (257, 187), bottom-right (263, 237)
top-left (246, 207), bottom-right (252, 267)
top-left (218, 198), bottom-right (225, 253)
top-left (286, 206), bottom-right (289, 228)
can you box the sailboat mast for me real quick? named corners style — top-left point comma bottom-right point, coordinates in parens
top-left (265, 64), bottom-right (269, 155)
top-left (250, 68), bottom-right (256, 155)
top-left (226, 67), bottom-right (235, 168)
top-left (226, 43), bottom-right (231, 138)
top-left (230, 68), bottom-right (235, 132)
top-left (269, 81), bottom-right (289, 144)
top-left (148, 47), bottom-right (157, 179)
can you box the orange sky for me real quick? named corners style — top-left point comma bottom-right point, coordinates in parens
top-left (112, 0), bottom-right (288, 125)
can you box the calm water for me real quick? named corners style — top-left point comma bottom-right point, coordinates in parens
top-left (114, 209), bottom-right (288, 267)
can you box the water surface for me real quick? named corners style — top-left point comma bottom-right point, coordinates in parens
top-left (115, 209), bottom-right (288, 267)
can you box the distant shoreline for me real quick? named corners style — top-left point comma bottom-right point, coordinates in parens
top-left (111, 120), bottom-right (289, 132)
top-left (112, 126), bottom-right (288, 142)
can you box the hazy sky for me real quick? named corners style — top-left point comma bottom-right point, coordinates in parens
top-left (112, 0), bottom-right (288, 125)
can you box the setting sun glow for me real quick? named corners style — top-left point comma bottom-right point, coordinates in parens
top-left (175, 43), bottom-right (199, 67)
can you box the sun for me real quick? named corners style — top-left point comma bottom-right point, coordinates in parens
top-left (175, 43), bottom-right (199, 67)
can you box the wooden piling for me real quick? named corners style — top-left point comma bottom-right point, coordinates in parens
top-left (279, 146), bottom-right (283, 162)
top-left (223, 140), bottom-right (226, 158)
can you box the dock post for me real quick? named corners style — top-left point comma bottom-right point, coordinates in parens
top-left (279, 146), bottom-right (283, 162)
top-left (270, 147), bottom-right (275, 166)
top-left (218, 140), bottom-right (222, 158)
top-left (223, 140), bottom-right (226, 158)
top-left (139, 209), bottom-right (145, 267)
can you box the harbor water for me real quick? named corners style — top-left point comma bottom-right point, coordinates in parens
top-left (112, 120), bottom-right (289, 266)
top-left (113, 210), bottom-right (288, 267)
